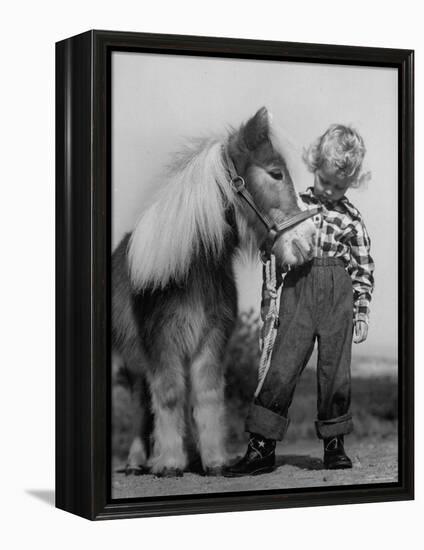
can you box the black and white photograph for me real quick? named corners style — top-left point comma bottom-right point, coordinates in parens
top-left (3, 0), bottom-right (422, 543)
top-left (110, 50), bottom-right (400, 499)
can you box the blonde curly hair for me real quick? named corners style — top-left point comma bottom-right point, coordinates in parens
top-left (303, 124), bottom-right (371, 188)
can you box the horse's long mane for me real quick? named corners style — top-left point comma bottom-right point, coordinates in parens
top-left (128, 138), bottom-right (238, 290)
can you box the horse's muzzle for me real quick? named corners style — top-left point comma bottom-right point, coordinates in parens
top-left (271, 216), bottom-right (316, 267)
top-left (292, 237), bottom-right (314, 263)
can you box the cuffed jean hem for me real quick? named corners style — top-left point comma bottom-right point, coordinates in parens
top-left (315, 413), bottom-right (354, 439)
top-left (245, 404), bottom-right (290, 441)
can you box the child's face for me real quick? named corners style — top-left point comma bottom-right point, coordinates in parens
top-left (313, 165), bottom-right (355, 202)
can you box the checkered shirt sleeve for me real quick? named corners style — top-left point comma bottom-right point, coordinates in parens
top-left (347, 219), bottom-right (375, 324)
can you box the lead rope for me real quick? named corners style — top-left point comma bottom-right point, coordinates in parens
top-left (255, 254), bottom-right (283, 398)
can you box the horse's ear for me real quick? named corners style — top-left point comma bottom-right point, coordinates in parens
top-left (242, 107), bottom-right (271, 150)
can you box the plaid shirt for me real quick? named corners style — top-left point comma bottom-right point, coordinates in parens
top-left (301, 187), bottom-right (375, 324)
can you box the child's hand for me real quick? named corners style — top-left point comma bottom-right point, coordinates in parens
top-left (353, 320), bottom-right (368, 343)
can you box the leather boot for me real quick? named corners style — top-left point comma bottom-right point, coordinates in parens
top-left (323, 435), bottom-right (352, 469)
top-left (223, 434), bottom-right (276, 477)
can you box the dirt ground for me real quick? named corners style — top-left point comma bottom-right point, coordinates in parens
top-left (111, 436), bottom-right (398, 499)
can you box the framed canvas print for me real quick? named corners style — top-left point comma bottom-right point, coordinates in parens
top-left (56, 30), bottom-right (414, 520)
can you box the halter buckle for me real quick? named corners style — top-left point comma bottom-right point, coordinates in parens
top-left (231, 176), bottom-right (245, 193)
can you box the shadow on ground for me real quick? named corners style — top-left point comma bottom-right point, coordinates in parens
top-left (26, 489), bottom-right (55, 507)
top-left (276, 454), bottom-right (324, 471)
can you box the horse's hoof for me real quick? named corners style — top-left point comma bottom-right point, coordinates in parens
top-left (154, 467), bottom-right (184, 478)
top-left (133, 466), bottom-right (149, 476)
top-left (122, 464), bottom-right (148, 476)
top-left (204, 466), bottom-right (224, 477)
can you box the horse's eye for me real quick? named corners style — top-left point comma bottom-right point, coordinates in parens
top-left (269, 169), bottom-right (283, 180)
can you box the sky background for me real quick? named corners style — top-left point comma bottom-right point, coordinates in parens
top-left (112, 52), bottom-right (398, 360)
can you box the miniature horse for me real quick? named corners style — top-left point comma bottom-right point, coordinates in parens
top-left (112, 107), bottom-right (316, 477)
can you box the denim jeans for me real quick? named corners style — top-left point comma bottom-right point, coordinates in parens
top-left (246, 258), bottom-right (354, 440)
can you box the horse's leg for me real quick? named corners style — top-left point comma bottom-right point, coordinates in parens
top-left (113, 342), bottom-right (152, 475)
top-left (125, 374), bottom-right (152, 475)
top-left (190, 328), bottom-right (227, 475)
top-left (112, 236), bottom-right (154, 474)
top-left (148, 353), bottom-right (187, 477)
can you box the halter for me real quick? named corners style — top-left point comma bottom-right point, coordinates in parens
top-left (223, 146), bottom-right (321, 258)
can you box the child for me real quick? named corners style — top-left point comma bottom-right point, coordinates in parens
top-left (224, 124), bottom-right (375, 476)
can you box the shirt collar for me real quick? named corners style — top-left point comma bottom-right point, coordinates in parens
top-left (302, 187), bottom-right (348, 208)
top-left (301, 187), bottom-right (361, 220)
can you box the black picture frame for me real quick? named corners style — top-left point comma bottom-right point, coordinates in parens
top-left (56, 29), bottom-right (414, 520)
